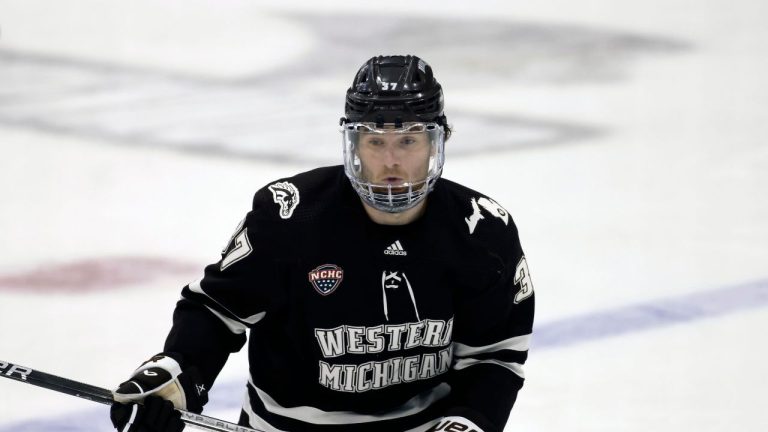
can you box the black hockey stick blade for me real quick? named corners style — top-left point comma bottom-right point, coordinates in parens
top-left (0, 359), bottom-right (264, 432)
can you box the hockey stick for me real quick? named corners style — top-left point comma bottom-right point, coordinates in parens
top-left (0, 360), bottom-right (263, 432)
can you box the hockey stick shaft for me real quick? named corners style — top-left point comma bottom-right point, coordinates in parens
top-left (0, 360), bottom-right (263, 432)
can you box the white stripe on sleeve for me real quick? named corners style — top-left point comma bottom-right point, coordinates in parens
top-left (186, 278), bottom-right (266, 333)
top-left (451, 334), bottom-right (531, 378)
top-left (453, 357), bottom-right (525, 378)
top-left (453, 333), bottom-right (531, 358)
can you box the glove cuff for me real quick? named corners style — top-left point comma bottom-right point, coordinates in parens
top-left (175, 365), bottom-right (208, 413)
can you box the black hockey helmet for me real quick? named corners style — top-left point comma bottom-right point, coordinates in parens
top-left (341, 55), bottom-right (447, 128)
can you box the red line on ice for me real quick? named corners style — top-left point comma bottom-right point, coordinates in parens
top-left (0, 256), bottom-right (200, 292)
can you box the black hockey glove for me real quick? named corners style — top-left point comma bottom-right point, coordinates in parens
top-left (110, 354), bottom-right (208, 431)
top-left (110, 395), bottom-right (184, 432)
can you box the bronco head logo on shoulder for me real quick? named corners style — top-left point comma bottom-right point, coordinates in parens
top-left (308, 264), bottom-right (344, 296)
top-left (268, 181), bottom-right (300, 219)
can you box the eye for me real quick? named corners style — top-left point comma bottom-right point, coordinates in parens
top-left (366, 137), bottom-right (384, 146)
top-left (401, 136), bottom-right (416, 145)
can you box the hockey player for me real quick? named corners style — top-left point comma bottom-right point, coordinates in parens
top-left (110, 55), bottom-right (535, 432)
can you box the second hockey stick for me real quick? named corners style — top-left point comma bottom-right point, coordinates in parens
top-left (0, 359), bottom-right (263, 432)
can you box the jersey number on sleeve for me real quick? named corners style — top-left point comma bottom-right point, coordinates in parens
top-left (221, 228), bottom-right (252, 270)
top-left (513, 256), bottom-right (533, 303)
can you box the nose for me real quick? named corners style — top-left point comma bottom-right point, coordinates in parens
top-left (382, 143), bottom-right (401, 168)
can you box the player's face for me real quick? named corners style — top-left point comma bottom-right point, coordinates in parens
top-left (357, 130), bottom-right (432, 192)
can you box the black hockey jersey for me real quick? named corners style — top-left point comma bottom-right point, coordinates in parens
top-left (164, 166), bottom-right (535, 432)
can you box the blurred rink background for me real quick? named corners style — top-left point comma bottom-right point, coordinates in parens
top-left (1, 0), bottom-right (767, 431)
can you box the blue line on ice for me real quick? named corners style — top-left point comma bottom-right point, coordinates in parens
top-left (3, 279), bottom-right (767, 431)
top-left (532, 279), bottom-right (768, 350)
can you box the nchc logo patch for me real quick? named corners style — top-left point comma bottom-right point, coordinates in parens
top-left (308, 264), bottom-right (344, 296)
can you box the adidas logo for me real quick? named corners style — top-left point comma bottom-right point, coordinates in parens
top-left (384, 240), bottom-right (407, 256)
